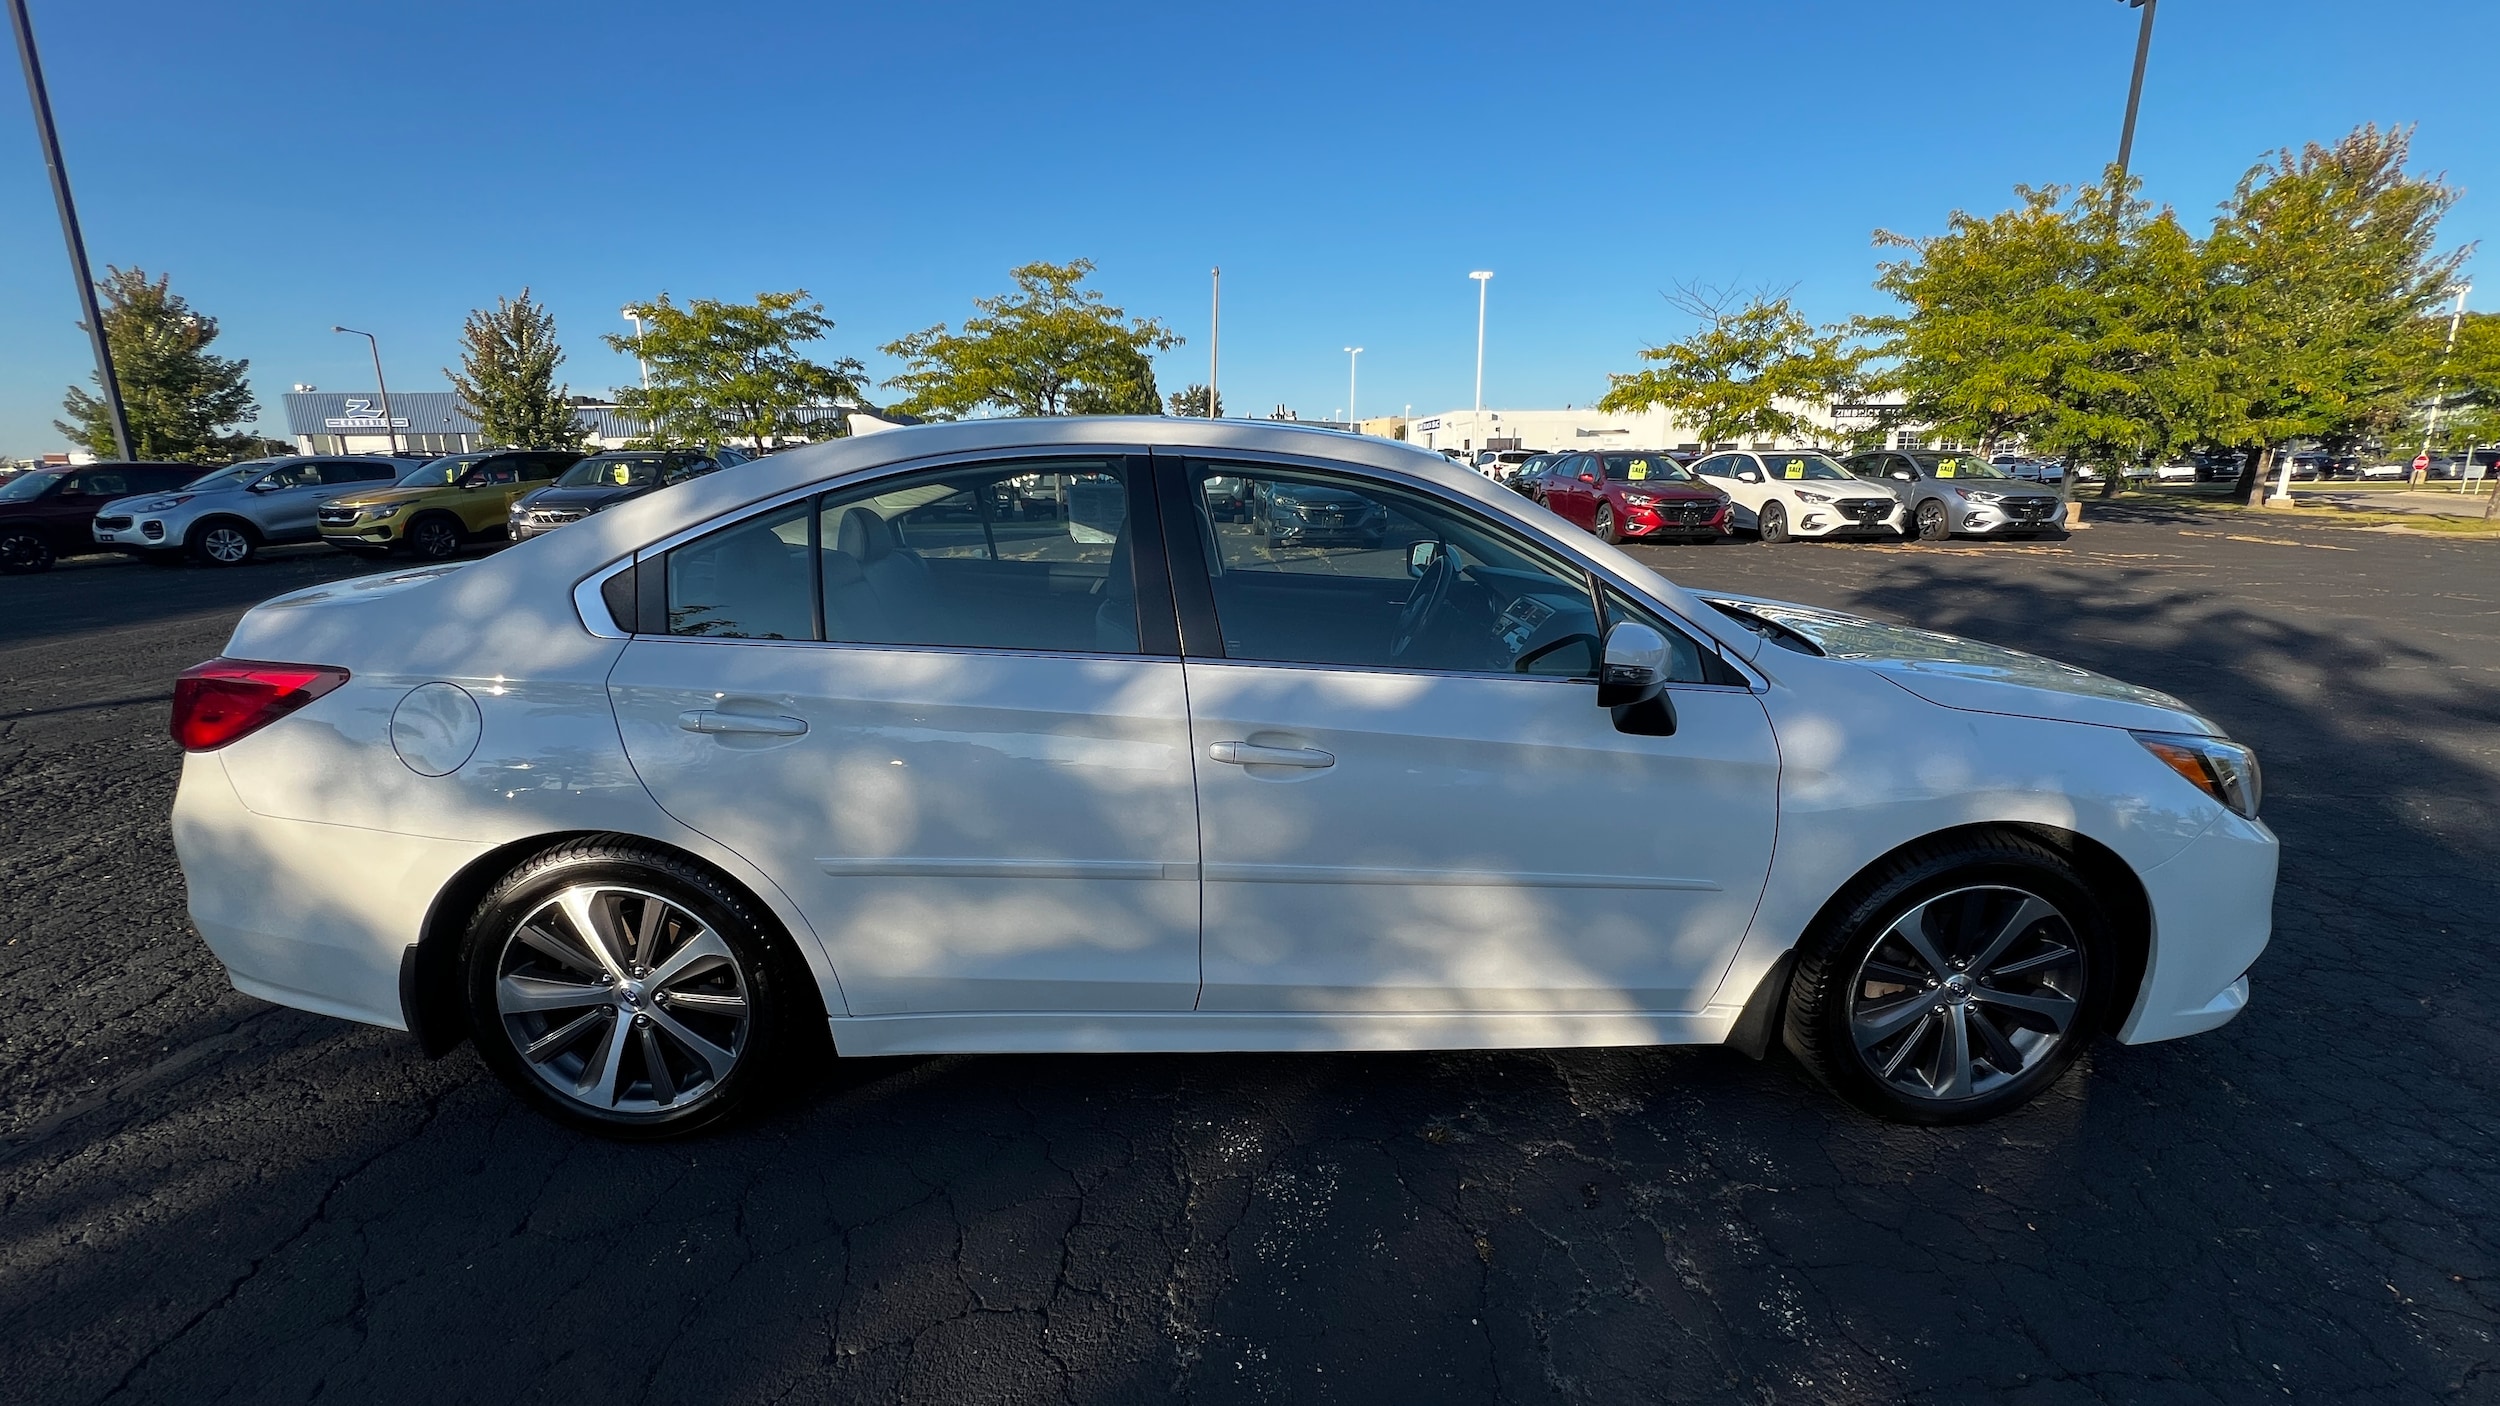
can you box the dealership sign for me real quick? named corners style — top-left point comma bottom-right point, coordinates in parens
top-left (323, 397), bottom-right (409, 430)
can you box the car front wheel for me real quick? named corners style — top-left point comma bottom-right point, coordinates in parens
top-left (189, 519), bottom-right (258, 566)
top-left (463, 840), bottom-right (810, 1138)
top-left (1913, 500), bottom-right (1950, 542)
top-left (1758, 501), bottom-right (1790, 545)
top-left (1782, 832), bottom-right (2113, 1124)
top-left (1593, 502), bottom-right (1619, 544)
top-left (406, 513), bottom-right (464, 560)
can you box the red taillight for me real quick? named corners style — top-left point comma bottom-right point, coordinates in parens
top-left (170, 658), bottom-right (350, 751)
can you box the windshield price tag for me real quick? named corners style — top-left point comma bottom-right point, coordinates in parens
top-left (1784, 460), bottom-right (1805, 479)
top-left (1627, 460), bottom-right (1649, 480)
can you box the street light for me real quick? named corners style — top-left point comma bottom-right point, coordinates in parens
top-left (621, 307), bottom-right (650, 392)
top-left (1208, 268), bottom-right (1221, 418)
top-left (10, 0), bottom-right (132, 460)
top-left (2420, 281), bottom-right (2470, 479)
top-left (1344, 346), bottom-right (1363, 428)
top-left (1469, 272), bottom-right (1493, 415)
top-left (2112, 0), bottom-right (2158, 186)
top-left (330, 326), bottom-right (399, 455)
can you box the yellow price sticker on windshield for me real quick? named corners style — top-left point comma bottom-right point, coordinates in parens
top-left (1783, 459), bottom-right (1805, 479)
top-left (1628, 460), bottom-right (1649, 479)
top-left (1937, 461), bottom-right (1957, 478)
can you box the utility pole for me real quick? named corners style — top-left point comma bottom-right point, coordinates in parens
top-left (621, 307), bottom-right (650, 391)
top-left (331, 326), bottom-right (400, 455)
top-left (1208, 268), bottom-right (1221, 418)
top-left (1469, 271), bottom-right (1493, 416)
top-left (1344, 346), bottom-right (1362, 428)
top-left (2422, 282), bottom-right (2469, 466)
top-left (10, 0), bottom-right (132, 460)
top-left (2112, 0), bottom-right (2158, 187)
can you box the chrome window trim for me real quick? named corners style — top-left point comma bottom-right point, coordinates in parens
top-left (572, 556), bottom-right (635, 640)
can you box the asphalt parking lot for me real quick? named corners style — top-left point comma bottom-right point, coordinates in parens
top-left (3, 508), bottom-right (2496, 1404)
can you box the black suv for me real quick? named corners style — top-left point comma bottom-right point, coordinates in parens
top-left (0, 461), bottom-right (208, 572)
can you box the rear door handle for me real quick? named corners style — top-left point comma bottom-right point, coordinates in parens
top-left (1208, 740), bottom-right (1334, 768)
top-left (678, 709), bottom-right (808, 737)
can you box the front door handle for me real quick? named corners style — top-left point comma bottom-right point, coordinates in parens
top-left (678, 709), bottom-right (808, 737)
top-left (1208, 740), bottom-right (1334, 768)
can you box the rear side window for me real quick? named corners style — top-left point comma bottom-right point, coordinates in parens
top-left (665, 502), bottom-right (815, 640)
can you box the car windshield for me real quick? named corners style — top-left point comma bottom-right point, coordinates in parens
top-left (1910, 452), bottom-right (2012, 480)
top-left (398, 453), bottom-right (487, 487)
top-left (1602, 453), bottom-right (1693, 483)
top-left (1759, 453), bottom-right (1853, 482)
top-left (0, 472), bottom-right (62, 503)
top-left (559, 455), bottom-right (676, 489)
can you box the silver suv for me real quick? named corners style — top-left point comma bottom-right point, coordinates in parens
top-left (92, 456), bottom-right (405, 566)
top-left (1843, 449), bottom-right (2067, 541)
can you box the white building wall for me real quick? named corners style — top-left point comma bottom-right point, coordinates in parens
top-left (1406, 403), bottom-right (1848, 455)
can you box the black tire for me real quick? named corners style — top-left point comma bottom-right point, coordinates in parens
top-left (405, 512), bottom-right (465, 561)
top-left (1912, 499), bottom-right (1951, 542)
top-left (462, 838), bottom-right (818, 1139)
top-left (188, 517), bottom-right (259, 567)
top-left (1593, 502), bottom-right (1620, 544)
top-left (1782, 832), bottom-right (2115, 1125)
top-left (0, 526), bottom-right (56, 574)
top-left (1758, 501), bottom-right (1791, 545)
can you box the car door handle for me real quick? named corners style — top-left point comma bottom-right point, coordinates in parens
top-left (1208, 741), bottom-right (1334, 768)
top-left (678, 709), bottom-right (808, 737)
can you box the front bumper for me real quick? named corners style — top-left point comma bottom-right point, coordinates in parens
top-left (1790, 499), bottom-right (1904, 538)
top-left (92, 517), bottom-right (181, 552)
top-left (1620, 501), bottom-right (1727, 539)
top-left (2117, 807), bottom-right (2278, 1043)
top-left (1951, 496), bottom-right (2065, 535)
top-left (319, 520), bottom-right (403, 547)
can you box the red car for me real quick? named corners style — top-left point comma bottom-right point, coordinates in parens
top-left (1530, 450), bottom-right (1728, 544)
top-left (0, 460), bottom-right (208, 573)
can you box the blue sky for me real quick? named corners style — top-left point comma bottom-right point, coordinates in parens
top-left (4, 0), bottom-right (2494, 457)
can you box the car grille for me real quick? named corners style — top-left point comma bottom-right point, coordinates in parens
top-left (1839, 499), bottom-right (1891, 526)
top-left (1657, 500), bottom-right (1715, 528)
top-left (93, 515), bottom-right (131, 532)
top-left (317, 506), bottom-right (360, 526)
top-left (2005, 496), bottom-right (2060, 523)
top-left (526, 507), bottom-right (589, 526)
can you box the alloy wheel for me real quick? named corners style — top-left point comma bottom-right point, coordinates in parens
top-left (1845, 885), bottom-right (2084, 1103)
top-left (1915, 501), bottom-right (1948, 541)
top-left (411, 517), bottom-right (460, 559)
top-left (0, 529), bottom-right (52, 573)
top-left (493, 884), bottom-right (753, 1116)
top-left (1760, 501), bottom-right (1789, 545)
top-left (199, 525), bottom-right (252, 565)
top-left (1594, 503), bottom-right (1617, 543)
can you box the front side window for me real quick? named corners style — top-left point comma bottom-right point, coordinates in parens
top-left (256, 462), bottom-right (325, 490)
top-left (65, 471), bottom-right (129, 497)
top-left (1190, 461), bottom-right (1602, 677)
top-left (660, 457), bottom-right (1145, 654)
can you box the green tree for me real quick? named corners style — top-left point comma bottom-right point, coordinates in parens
top-left (446, 289), bottom-right (584, 450)
top-left (603, 290), bottom-right (865, 450)
top-left (1167, 383), bottom-right (1223, 418)
top-left (1857, 177), bottom-right (2212, 496)
top-left (2202, 125), bottom-right (2463, 504)
top-left (55, 267), bottom-right (258, 462)
top-left (1597, 283), bottom-right (1861, 448)
top-left (882, 260), bottom-right (1178, 418)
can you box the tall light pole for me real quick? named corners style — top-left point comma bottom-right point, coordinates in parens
top-left (1344, 346), bottom-right (1362, 428)
top-left (621, 307), bottom-right (650, 391)
top-left (2419, 281), bottom-right (2469, 482)
top-left (1469, 271), bottom-right (1493, 415)
top-left (11, 0), bottom-right (132, 460)
top-left (331, 326), bottom-right (399, 455)
top-left (1208, 268), bottom-right (1221, 418)
top-left (2112, 0), bottom-right (2158, 186)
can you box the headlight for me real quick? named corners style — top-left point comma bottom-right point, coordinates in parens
top-left (359, 504), bottom-right (407, 522)
top-left (1620, 493), bottom-right (1657, 507)
top-left (2133, 732), bottom-right (2261, 818)
top-left (1794, 489), bottom-right (1832, 504)
top-left (1962, 489), bottom-right (2003, 504)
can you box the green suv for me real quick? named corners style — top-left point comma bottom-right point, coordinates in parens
top-left (317, 449), bottom-right (583, 559)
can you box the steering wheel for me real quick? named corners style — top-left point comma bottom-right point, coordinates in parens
top-left (1388, 544), bottom-right (1455, 660)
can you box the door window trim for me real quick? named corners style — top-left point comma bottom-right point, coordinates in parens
top-left (604, 449), bottom-right (1181, 657)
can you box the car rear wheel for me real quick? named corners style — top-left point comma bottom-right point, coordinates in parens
top-left (463, 840), bottom-right (811, 1138)
top-left (0, 527), bottom-right (53, 574)
top-left (1593, 502), bottom-right (1619, 544)
top-left (189, 519), bottom-right (258, 566)
top-left (406, 512), bottom-right (464, 560)
top-left (1783, 833), bottom-right (2112, 1124)
top-left (1913, 500), bottom-right (1950, 542)
top-left (1758, 501), bottom-right (1790, 545)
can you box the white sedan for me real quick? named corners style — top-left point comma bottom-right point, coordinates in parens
top-left (170, 419), bottom-right (2275, 1136)
top-left (1687, 450), bottom-right (1905, 542)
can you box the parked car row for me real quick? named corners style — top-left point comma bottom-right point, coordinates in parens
top-left (0, 446), bottom-right (750, 573)
top-left (1503, 447), bottom-right (2066, 546)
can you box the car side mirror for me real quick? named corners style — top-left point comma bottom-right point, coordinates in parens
top-left (1577, 471), bottom-right (1596, 484)
top-left (1405, 539), bottom-right (1443, 578)
top-left (1597, 622), bottom-right (1678, 736)
top-left (246, 480), bottom-right (277, 494)
top-left (1736, 469), bottom-right (1763, 484)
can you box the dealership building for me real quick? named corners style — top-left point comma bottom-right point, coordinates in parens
top-left (280, 391), bottom-right (842, 456)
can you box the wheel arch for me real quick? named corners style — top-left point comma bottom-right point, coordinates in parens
top-left (401, 828), bottom-right (831, 1057)
top-left (186, 513), bottom-right (262, 545)
top-left (1736, 819), bottom-right (2152, 1056)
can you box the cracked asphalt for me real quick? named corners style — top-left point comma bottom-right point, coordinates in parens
top-left (3, 505), bottom-right (2496, 1404)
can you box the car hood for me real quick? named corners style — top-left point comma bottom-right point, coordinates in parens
top-left (322, 485), bottom-right (448, 510)
top-left (1611, 481), bottom-right (1718, 499)
top-left (519, 484), bottom-right (646, 511)
top-left (1704, 593), bottom-right (2219, 736)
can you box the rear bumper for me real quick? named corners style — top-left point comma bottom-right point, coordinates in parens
top-left (2117, 809), bottom-right (2278, 1043)
top-left (172, 751), bottom-right (490, 1030)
